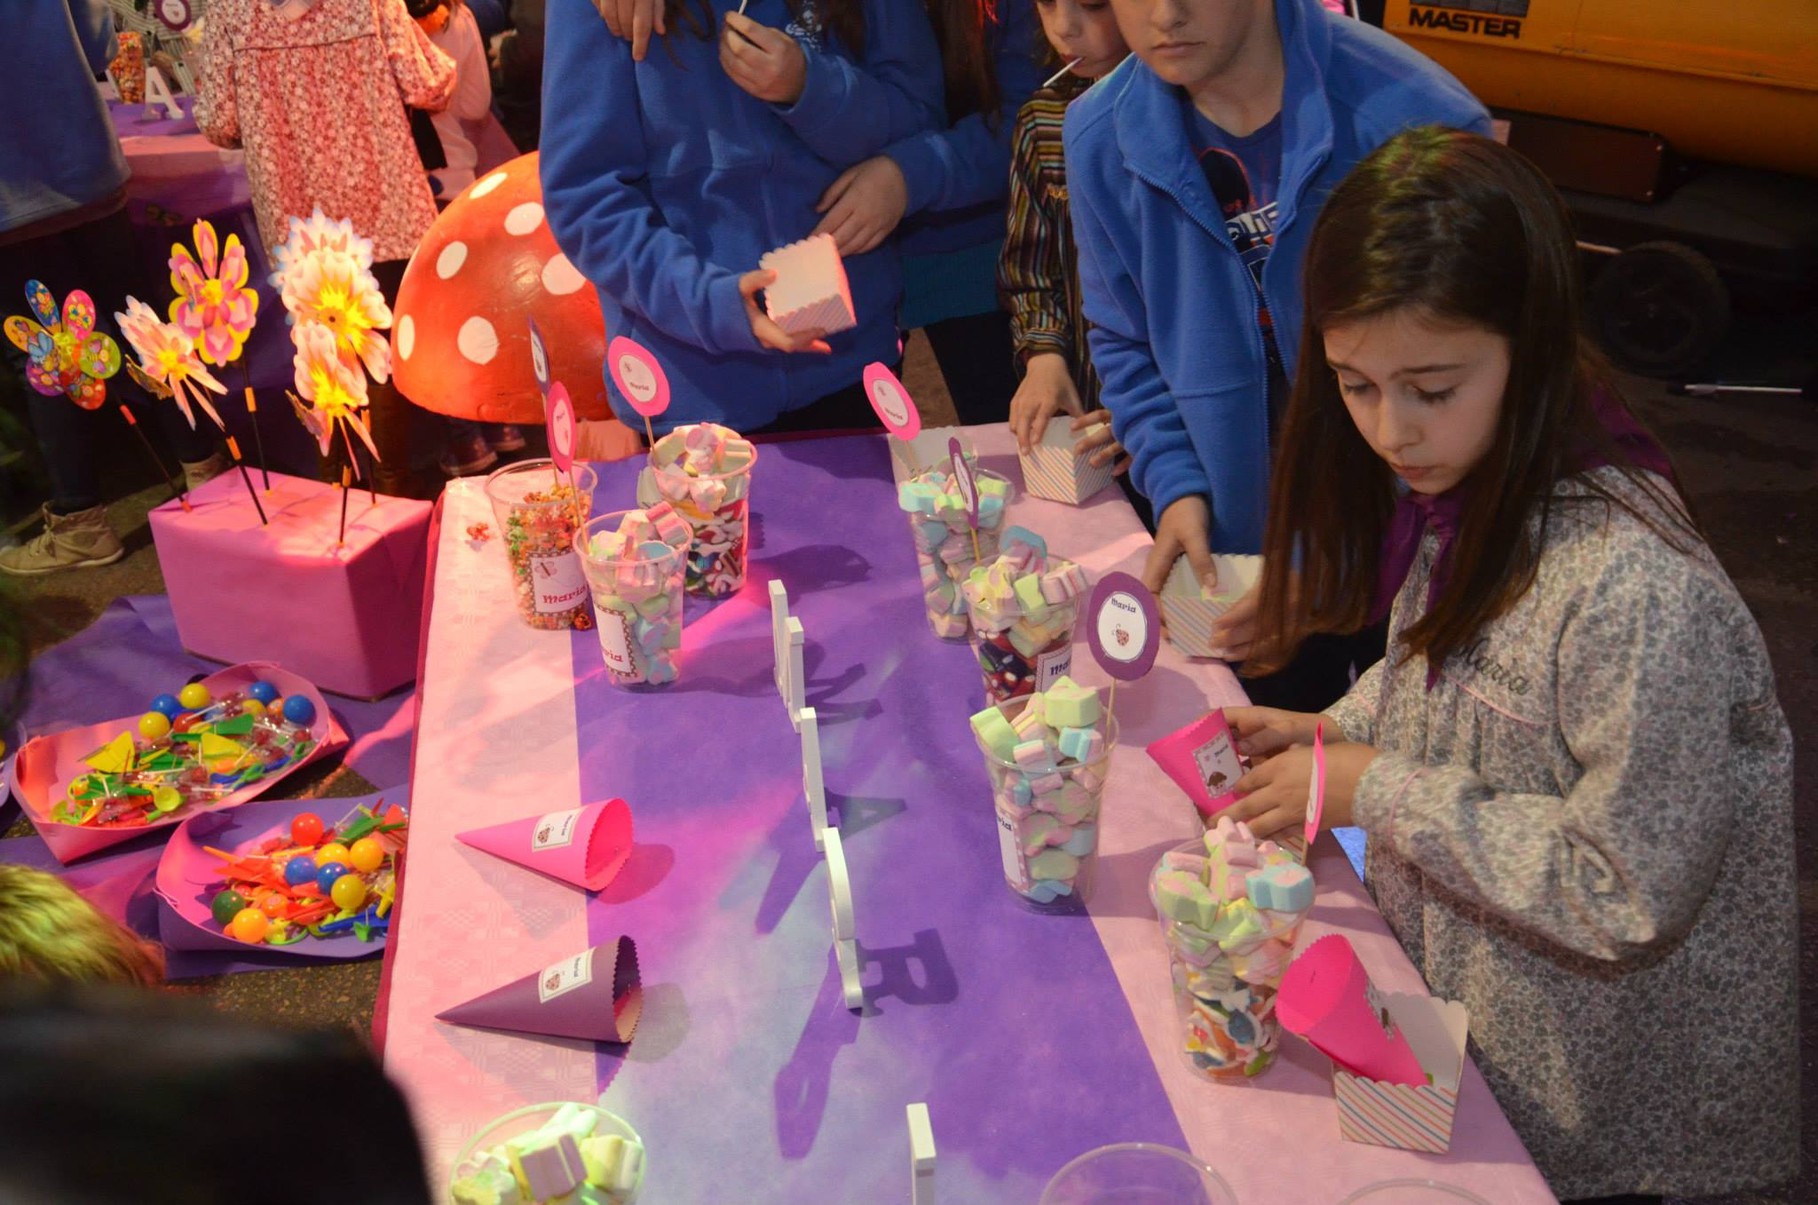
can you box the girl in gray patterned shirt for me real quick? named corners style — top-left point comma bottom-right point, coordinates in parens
top-left (1217, 128), bottom-right (1798, 1202)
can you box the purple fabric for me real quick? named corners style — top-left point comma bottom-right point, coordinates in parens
top-left (569, 437), bottom-right (1185, 1200)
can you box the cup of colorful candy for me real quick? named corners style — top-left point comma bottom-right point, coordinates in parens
top-left (898, 456), bottom-right (1011, 640)
top-left (635, 422), bottom-right (755, 597)
top-left (969, 676), bottom-right (1116, 908)
top-left (575, 507), bottom-right (690, 688)
top-left (485, 459), bottom-right (597, 630)
top-left (1148, 815), bottom-right (1316, 1080)
top-left (449, 1097), bottom-right (645, 1205)
top-left (961, 526), bottom-right (1087, 704)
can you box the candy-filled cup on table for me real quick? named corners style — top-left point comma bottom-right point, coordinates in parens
top-left (449, 1097), bottom-right (646, 1205)
top-left (635, 422), bottom-right (756, 597)
top-left (484, 460), bottom-right (597, 630)
top-left (961, 526), bottom-right (1088, 704)
top-left (1335, 1182), bottom-right (1491, 1205)
top-left (970, 677), bottom-right (1116, 909)
top-left (1149, 817), bottom-right (1317, 1081)
top-left (575, 508), bottom-right (690, 688)
top-left (1040, 1143), bottom-right (1237, 1205)
top-left (899, 462), bottom-right (1012, 640)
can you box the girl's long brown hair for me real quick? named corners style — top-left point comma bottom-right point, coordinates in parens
top-left (928, 0), bottom-right (1002, 129)
top-left (1246, 127), bottom-right (1693, 677)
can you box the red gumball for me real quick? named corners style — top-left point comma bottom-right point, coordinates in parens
top-left (291, 812), bottom-right (325, 847)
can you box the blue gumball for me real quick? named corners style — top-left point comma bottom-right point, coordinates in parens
top-left (150, 694), bottom-right (182, 718)
top-left (281, 695), bottom-right (317, 727)
top-left (283, 854), bottom-right (318, 887)
top-left (314, 861), bottom-right (350, 893)
top-left (247, 681), bottom-right (280, 705)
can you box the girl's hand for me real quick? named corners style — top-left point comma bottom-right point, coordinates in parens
top-left (720, 12), bottom-right (808, 105)
top-left (1223, 706), bottom-right (1326, 764)
top-left (1223, 742), bottom-right (1377, 840)
top-left (1072, 409), bottom-right (1130, 474)
top-left (811, 157), bottom-right (909, 256)
top-left (594, 0), bottom-right (665, 61)
top-left (1208, 583), bottom-right (1261, 662)
top-left (1009, 353), bottom-right (1081, 451)
top-left (740, 270), bottom-right (831, 354)
top-left (1143, 495), bottom-right (1214, 597)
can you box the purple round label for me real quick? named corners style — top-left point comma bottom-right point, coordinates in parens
top-left (526, 317), bottom-right (551, 396)
top-left (948, 437), bottom-right (979, 529)
top-left (1087, 572), bottom-right (1160, 681)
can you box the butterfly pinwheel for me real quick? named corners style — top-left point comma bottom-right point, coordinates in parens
top-left (4, 280), bottom-right (122, 409)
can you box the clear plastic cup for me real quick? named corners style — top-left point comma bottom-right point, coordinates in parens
top-left (1040, 1143), bottom-right (1236, 1205)
top-left (975, 694), bottom-right (1117, 909)
top-left (903, 467), bottom-right (1011, 640)
top-left (636, 429), bottom-right (756, 597)
top-left (484, 460), bottom-right (597, 630)
top-left (448, 1097), bottom-right (645, 1204)
top-left (965, 575), bottom-right (1081, 705)
top-left (575, 511), bottom-right (689, 687)
top-left (1335, 1182), bottom-right (1491, 1204)
top-left (1150, 838), bottom-right (1309, 1081)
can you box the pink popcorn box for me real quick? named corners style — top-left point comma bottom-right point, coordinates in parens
top-left (1331, 994), bottom-right (1469, 1154)
top-left (759, 233), bottom-right (857, 336)
top-left (1159, 553), bottom-right (1262, 659)
top-left (149, 471), bottom-right (432, 699)
top-left (1018, 419), bottom-right (1115, 505)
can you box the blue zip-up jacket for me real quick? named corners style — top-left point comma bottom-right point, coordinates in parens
top-left (541, 0), bottom-right (942, 431)
top-left (886, 0), bottom-right (1041, 256)
top-left (2, 1), bottom-right (128, 237)
top-left (1066, 0), bottom-right (1489, 552)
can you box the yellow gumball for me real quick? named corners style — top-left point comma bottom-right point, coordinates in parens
top-left (316, 842), bottom-right (350, 865)
top-left (348, 837), bottom-right (385, 874)
top-left (229, 908), bottom-right (270, 943)
top-left (241, 699), bottom-right (266, 717)
top-left (138, 711), bottom-right (171, 740)
top-left (330, 874), bottom-right (368, 913)
top-left (177, 683), bottom-right (212, 711)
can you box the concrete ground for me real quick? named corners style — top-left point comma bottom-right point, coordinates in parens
top-left (4, 327), bottom-right (1811, 1201)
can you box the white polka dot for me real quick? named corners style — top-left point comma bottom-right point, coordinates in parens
top-left (470, 171), bottom-right (509, 199)
top-left (435, 241), bottom-right (468, 279)
top-left (541, 253), bottom-right (586, 296)
top-left (504, 203), bottom-right (545, 236)
top-left (396, 314), bottom-right (415, 360)
top-left (457, 316), bottom-right (498, 365)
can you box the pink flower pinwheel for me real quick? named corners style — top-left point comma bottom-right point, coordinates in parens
top-left (292, 320), bottom-right (379, 460)
top-left (116, 296), bottom-right (227, 430)
top-left (169, 219), bottom-right (260, 367)
top-left (4, 280), bottom-right (121, 409)
top-left (279, 248), bottom-right (393, 384)
top-left (270, 207), bottom-right (374, 283)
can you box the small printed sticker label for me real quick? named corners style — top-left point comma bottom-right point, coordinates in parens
top-left (1193, 728), bottom-right (1244, 799)
top-left (538, 949), bottom-right (594, 1004)
top-left (532, 808), bottom-right (581, 852)
top-left (1035, 643), bottom-right (1074, 693)
top-left (529, 551), bottom-right (588, 613)
top-left (997, 812), bottom-right (1028, 887)
top-left (598, 609), bottom-right (637, 678)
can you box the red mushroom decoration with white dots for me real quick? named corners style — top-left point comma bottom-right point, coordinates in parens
top-left (392, 153), bottom-right (633, 438)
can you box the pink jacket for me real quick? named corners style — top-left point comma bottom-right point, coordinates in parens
top-left (195, 0), bottom-right (455, 263)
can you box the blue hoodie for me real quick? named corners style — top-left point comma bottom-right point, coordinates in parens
top-left (541, 0), bottom-right (942, 431)
top-left (1066, 0), bottom-right (1489, 552)
top-left (2, 1), bottom-right (128, 237)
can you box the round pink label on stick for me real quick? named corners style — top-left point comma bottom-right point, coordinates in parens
top-left (608, 336), bottom-right (670, 418)
top-left (863, 362), bottom-right (921, 440)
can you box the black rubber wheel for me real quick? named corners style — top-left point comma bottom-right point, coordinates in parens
top-left (1588, 241), bottom-right (1731, 378)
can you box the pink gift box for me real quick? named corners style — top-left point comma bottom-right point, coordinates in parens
top-left (149, 471), bottom-right (432, 698)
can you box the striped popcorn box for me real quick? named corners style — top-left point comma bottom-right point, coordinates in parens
top-left (1332, 994), bottom-right (1469, 1154)
top-left (759, 233), bottom-right (856, 336)
top-left (1018, 420), bottom-right (1115, 505)
top-left (1159, 553), bottom-right (1262, 658)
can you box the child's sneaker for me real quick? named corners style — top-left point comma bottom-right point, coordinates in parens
top-left (488, 424), bottom-right (527, 453)
top-left (0, 504), bottom-right (125, 576)
top-left (439, 432), bottom-right (498, 478)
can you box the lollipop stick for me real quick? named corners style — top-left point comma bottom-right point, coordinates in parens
top-left (118, 404), bottom-right (189, 512)
top-left (226, 436), bottom-right (268, 525)
top-left (643, 414), bottom-right (656, 449)
top-left (240, 364), bottom-right (270, 490)
top-left (337, 464), bottom-right (351, 548)
top-left (1042, 57), bottom-right (1083, 89)
top-left (1108, 679), bottom-right (1118, 728)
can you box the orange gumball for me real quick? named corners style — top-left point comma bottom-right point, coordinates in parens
top-left (229, 908), bottom-right (270, 943)
top-left (259, 893), bottom-right (288, 917)
top-left (210, 757), bottom-right (240, 775)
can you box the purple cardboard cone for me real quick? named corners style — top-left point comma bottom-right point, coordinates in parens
top-left (437, 937), bottom-right (642, 1045)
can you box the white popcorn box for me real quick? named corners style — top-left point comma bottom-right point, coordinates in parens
top-left (760, 233), bottom-right (857, 336)
top-left (1018, 419), bottom-right (1115, 505)
top-left (1159, 553), bottom-right (1262, 658)
top-left (1332, 994), bottom-right (1469, 1154)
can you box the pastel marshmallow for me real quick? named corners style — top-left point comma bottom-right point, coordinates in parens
top-left (1152, 870), bottom-right (1221, 929)
top-left (969, 707), bottom-right (1019, 761)
top-left (1041, 676), bottom-right (1101, 729)
top-left (510, 1134), bottom-right (585, 1200)
top-left (1246, 863), bottom-right (1314, 913)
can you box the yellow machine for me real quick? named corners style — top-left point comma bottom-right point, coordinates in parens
top-left (1382, 0), bottom-right (1818, 178)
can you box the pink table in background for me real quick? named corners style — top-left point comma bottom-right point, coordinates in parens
top-left (380, 425), bottom-right (1557, 1203)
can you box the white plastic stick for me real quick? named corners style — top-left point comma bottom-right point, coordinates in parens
top-left (769, 579), bottom-right (790, 694)
top-left (908, 1102), bottom-right (937, 1205)
top-left (800, 706), bottom-right (826, 850)
top-left (824, 829), bottom-right (864, 1009)
top-left (1042, 57), bottom-right (1082, 89)
top-left (785, 617), bottom-right (805, 731)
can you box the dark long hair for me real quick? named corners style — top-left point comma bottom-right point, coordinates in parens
top-left (662, 0), bottom-right (865, 56)
top-left (927, 0), bottom-right (1001, 128)
top-left (1247, 127), bottom-right (1692, 677)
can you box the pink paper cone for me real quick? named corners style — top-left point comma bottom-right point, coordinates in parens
top-left (1277, 935), bottom-right (1427, 1087)
top-left (456, 798), bottom-right (634, 892)
top-left (437, 937), bottom-right (642, 1045)
top-left (10, 662), bottom-right (344, 864)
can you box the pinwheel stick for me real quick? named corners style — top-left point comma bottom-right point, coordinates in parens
top-left (117, 405), bottom-right (189, 513)
top-left (225, 435), bottom-right (268, 525)
top-left (240, 361), bottom-right (270, 491)
top-left (337, 464), bottom-right (351, 548)
top-left (339, 421), bottom-right (374, 506)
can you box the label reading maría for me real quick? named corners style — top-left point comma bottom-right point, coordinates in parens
top-left (529, 551), bottom-right (588, 614)
top-left (1034, 643), bottom-right (1074, 693)
top-left (538, 948), bottom-right (594, 1003)
top-left (532, 808), bottom-right (581, 852)
top-left (598, 610), bottom-right (638, 678)
top-left (1193, 728), bottom-right (1244, 799)
top-left (996, 812), bottom-right (1028, 887)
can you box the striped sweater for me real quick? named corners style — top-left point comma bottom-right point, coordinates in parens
top-left (997, 72), bottom-right (1100, 413)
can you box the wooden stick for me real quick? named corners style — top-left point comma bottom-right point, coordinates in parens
top-left (240, 362), bottom-right (269, 490)
top-left (970, 527), bottom-right (981, 564)
top-left (118, 404), bottom-right (189, 512)
top-left (1108, 679), bottom-right (1118, 729)
top-left (225, 436), bottom-right (268, 525)
top-left (643, 414), bottom-right (656, 449)
top-left (337, 464), bottom-right (351, 548)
